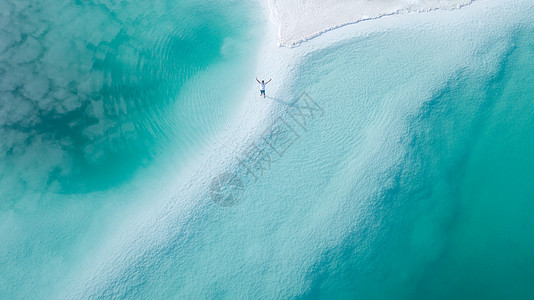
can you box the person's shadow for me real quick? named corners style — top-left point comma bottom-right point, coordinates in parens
top-left (265, 96), bottom-right (296, 107)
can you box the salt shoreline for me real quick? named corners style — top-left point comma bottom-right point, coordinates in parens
top-left (268, 0), bottom-right (475, 47)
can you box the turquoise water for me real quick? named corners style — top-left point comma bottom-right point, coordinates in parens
top-left (0, 0), bottom-right (258, 298)
top-left (1, 0), bottom-right (534, 299)
top-left (0, 0), bottom-right (257, 197)
top-left (294, 22), bottom-right (534, 299)
top-left (413, 29), bottom-right (534, 299)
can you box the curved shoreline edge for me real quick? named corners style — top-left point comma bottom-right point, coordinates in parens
top-left (268, 0), bottom-right (476, 47)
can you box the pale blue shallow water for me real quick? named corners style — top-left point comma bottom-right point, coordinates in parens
top-left (1, 0), bottom-right (534, 299)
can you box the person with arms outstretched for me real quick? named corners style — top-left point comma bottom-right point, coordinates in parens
top-left (256, 77), bottom-right (271, 98)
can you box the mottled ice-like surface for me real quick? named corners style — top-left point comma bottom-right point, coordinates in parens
top-left (269, 0), bottom-right (474, 46)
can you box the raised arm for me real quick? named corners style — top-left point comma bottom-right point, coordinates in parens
top-left (266, 79), bottom-right (272, 84)
top-left (256, 77), bottom-right (260, 83)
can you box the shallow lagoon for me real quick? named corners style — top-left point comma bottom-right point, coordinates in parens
top-left (1, 0), bottom-right (533, 298)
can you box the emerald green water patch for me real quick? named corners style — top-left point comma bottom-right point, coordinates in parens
top-left (294, 16), bottom-right (534, 299)
top-left (0, 0), bottom-right (258, 297)
top-left (0, 0), bottom-right (256, 197)
top-left (300, 51), bottom-right (508, 300)
top-left (62, 6), bottom-right (228, 191)
top-left (414, 27), bottom-right (534, 299)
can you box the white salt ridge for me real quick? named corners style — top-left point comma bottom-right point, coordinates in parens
top-left (269, 0), bottom-right (474, 47)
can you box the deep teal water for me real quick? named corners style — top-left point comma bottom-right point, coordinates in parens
top-left (0, 0), bottom-right (257, 198)
top-left (299, 25), bottom-right (534, 300)
top-left (0, 0), bottom-right (258, 297)
top-left (413, 29), bottom-right (534, 299)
